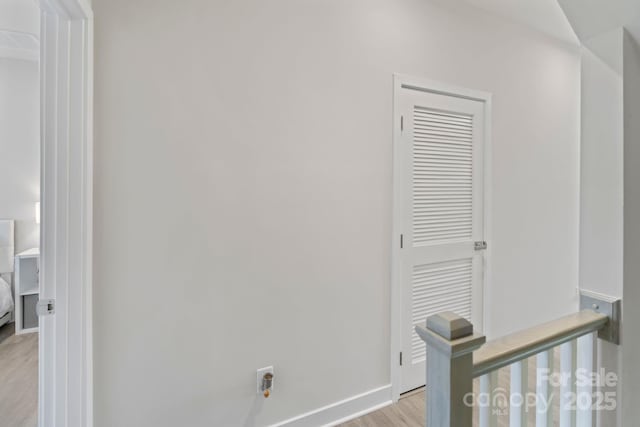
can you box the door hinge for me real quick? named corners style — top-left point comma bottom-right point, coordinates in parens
top-left (474, 241), bottom-right (488, 251)
top-left (399, 352), bottom-right (403, 366)
top-left (400, 115), bottom-right (404, 132)
top-left (36, 299), bottom-right (55, 317)
top-left (400, 234), bottom-right (404, 249)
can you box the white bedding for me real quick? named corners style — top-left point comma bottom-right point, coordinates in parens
top-left (0, 277), bottom-right (13, 317)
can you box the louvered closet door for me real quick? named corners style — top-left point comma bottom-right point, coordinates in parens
top-left (398, 87), bottom-right (485, 393)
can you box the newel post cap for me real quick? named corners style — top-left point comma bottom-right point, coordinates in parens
top-left (426, 311), bottom-right (473, 340)
top-left (415, 311), bottom-right (486, 358)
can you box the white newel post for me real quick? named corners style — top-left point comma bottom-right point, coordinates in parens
top-left (416, 311), bottom-right (486, 427)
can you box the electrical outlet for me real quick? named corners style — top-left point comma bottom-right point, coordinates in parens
top-left (257, 366), bottom-right (274, 394)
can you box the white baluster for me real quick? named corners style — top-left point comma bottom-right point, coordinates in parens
top-left (480, 374), bottom-right (491, 427)
top-left (477, 374), bottom-right (491, 427)
top-left (559, 341), bottom-right (576, 427)
top-left (490, 371), bottom-right (501, 427)
top-left (576, 333), bottom-right (595, 426)
top-left (510, 359), bottom-right (528, 427)
top-left (480, 372), bottom-right (500, 427)
top-left (536, 350), bottom-right (554, 426)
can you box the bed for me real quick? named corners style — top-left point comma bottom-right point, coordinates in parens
top-left (0, 277), bottom-right (13, 327)
top-left (0, 220), bottom-right (14, 328)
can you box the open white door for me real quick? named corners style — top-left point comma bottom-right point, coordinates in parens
top-left (38, 1), bottom-right (93, 426)
top-left (393, 77), bottom-right (490, 394)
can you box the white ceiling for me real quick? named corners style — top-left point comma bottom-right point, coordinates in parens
top-left (557, 0), bottom-right (640, 42)
top-left (0, 0), bottom-right (39, 36)
top-left (0, 29), bottom-right (39, 61)
top-left (0, 0), bottom-right (39, 60)
top-left (446, 0), bottom-right (579, 45)
top-left (450, 0), bottom-right (640, 47)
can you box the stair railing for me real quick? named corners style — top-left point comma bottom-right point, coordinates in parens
top-left (416, 292), bottom-right (620, 427)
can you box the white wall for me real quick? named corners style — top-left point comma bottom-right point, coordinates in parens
top-left (92, 0), bottom-right (581, 425)
top-left (579, 28), bottom-right (624, 427)
top-left (622, 30), bottom-right (640, 426)
top-left (580, 29), bottom-right (624, 300)
top-left (0, 58), bottom-right (39, 254)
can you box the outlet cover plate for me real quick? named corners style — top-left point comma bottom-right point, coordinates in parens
top-left (257, 366), bottom-right (274, 394)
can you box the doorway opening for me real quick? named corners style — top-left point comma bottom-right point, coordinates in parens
top-left (0, 0), bottom-right (93, 426)
top-left (0, 0), bottom-right (42, 423)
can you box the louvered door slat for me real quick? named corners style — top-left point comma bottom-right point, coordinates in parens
top-left (411, 259), bottom-right (473, 363)
top-left (413, 107), bottom-right (473, 246)
top-left (410, 259), bottom-right (473, 364)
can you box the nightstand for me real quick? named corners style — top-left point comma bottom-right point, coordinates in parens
top-left (15, 248), bottom-right (39, 334)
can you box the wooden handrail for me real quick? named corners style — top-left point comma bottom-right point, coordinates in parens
top-left (415, 309), bottom-right (611, 427)
top-left (472, 310), bottom-right (608, 377)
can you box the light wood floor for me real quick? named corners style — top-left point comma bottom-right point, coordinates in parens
top-left (0, 323), bottom-right (38, 427)
top-left (341, 350), bottom-right (561, 427)
top-left (340, 387), bottom-right (426, 427)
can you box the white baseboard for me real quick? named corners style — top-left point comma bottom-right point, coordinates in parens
top-left (271, 384), bottom-right (392, 427)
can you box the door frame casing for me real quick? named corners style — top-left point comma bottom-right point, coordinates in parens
top-left (38, 0), bottom-right (93, 426)
top-left (390, 74), bottom-right (492, 401)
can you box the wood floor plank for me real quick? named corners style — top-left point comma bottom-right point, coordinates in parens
top-left (0, 323), bottom-right (38, 427)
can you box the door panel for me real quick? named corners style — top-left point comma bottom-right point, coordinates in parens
top-left (399, 87), bottom-right (486, 393)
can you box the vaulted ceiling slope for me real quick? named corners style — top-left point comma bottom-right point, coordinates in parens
top-left (439, 0), bottom-right (579, 45)
top-left (557, 0), bottom-right (640, 43)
